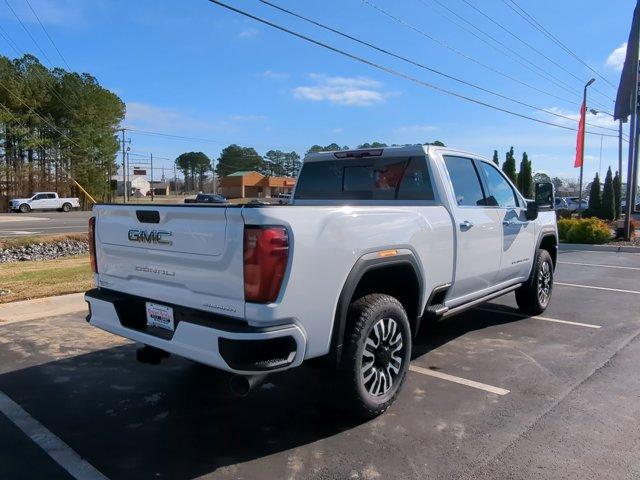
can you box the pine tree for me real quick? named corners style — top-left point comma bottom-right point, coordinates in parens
top-left (601, 167), bottom-right (616, 220)
top-left (613, 170), bottom-right (621, 219)
top-left (517, 152), bottom-right (533, 197)
top-left (502, 146), bottom-right (517, 184)
top-left (492, 150), bottom-right (499, 166)
top-left (585, 172), bottom-right (601, 217)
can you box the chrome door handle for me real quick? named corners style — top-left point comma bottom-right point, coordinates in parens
top-left (460, 220), bottom-right (474, 231)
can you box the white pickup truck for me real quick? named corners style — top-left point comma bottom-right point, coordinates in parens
top-left (10, 192), bottom-right (80, 213)
top-left (85, 145), bottom-right (557, 416)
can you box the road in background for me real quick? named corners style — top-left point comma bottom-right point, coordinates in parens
top-left (0, 211), bottom-right (92, 237)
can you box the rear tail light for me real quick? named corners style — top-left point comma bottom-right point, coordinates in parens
top-left (88, 216), bottom-right (97, 273)
top-left (243, 226), bottom-right (289, 303)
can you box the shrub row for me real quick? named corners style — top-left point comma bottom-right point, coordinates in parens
top-left (557, 217), bottom-right (611, 244)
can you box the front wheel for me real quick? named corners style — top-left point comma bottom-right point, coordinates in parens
top-left (340, 294), bottom-right (411, 418)
top-left (19, 203), bottom-right (30, 213)
top-left (515, 249), bottom-right (554, 315)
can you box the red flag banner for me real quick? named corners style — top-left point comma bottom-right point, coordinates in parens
top-left (574, 100), bottom-right (586, 168)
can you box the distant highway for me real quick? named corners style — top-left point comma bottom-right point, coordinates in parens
top-left (0, 211), bottom-right (92, 237)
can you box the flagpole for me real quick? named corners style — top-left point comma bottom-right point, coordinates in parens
top-left (578, 79), bottom-right (595, 212)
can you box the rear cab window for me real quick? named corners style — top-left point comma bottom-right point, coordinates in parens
top-left (294, 156), bottom-right (435, 202)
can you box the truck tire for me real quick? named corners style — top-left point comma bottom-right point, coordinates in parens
top-left (515, 249), bottom-right (553, 315)
top-left (62, 202), bottom-right (72, 212)
top-left (340, 294), bottom-right (411, 418)
top-left (19, 203), bottom-right (30, 213)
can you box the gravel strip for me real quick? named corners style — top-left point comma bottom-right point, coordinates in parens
top-left (0, 240), bottom-right (89, 263)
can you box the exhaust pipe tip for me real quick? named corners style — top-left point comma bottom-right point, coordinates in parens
top-left (229, 374), bottom-right (268, 397)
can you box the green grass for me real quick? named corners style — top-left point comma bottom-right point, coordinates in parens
top-left (0, 255), bottom-right (93, 303)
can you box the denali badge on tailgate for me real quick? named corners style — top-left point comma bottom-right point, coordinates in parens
top-left (128, 229), bottom-right (173, 245)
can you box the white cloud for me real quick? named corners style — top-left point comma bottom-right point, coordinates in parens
top-left (125, 102), bottom-right (234, 133)
top-left (293, 74), bottom-right (392, 106)
top-left (606, 42), bottom-right (627, 71)
top-left (395, 124), bottom-right (439, 134)
top-left (229, 114), bottom-right (267, 121)
top-left (237, 28), bottom-right (259, 39)
top-left (258, 70), bottom-right (290, 80)
top-left (542, 106), bottom-right (617, 129)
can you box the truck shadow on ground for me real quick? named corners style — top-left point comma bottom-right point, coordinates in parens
top-left (0, 303), bottom-right (527, 480)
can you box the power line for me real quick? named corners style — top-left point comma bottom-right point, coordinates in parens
top-left (258, 0), bottom-right (620, 134)
top-left (207, 0), bottom-right (621, 139)
top-left (4, 0), bottom-right (55, 66)
top-left (419, 0), bottom-right (579, 99)
top-left (23, 0), bottom-right (72, 70)
top-left (0, 22), bottom-right (79, 120)
top-left (360, 0), bottom-right (580, 108)
top-left (501, 0), bottom-right (618, 90)
top-left (459, 0), bottom-right (615, 103)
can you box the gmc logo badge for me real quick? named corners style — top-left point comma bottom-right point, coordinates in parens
top-left (128, 229), bottom-right (173, 245)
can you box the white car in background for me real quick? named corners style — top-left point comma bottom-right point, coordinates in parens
top-left (9, 192), bottom-right (80, 213)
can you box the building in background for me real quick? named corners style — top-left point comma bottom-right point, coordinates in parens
top-left (112, 174), bottom-right (150, 197)
top-left (149, 181), bottom-right (170, 196)
top-left (219, 171), bottom-right (295, 198)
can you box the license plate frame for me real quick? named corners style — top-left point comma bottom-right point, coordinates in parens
top-left (145, 302), bottom-right (175, 332)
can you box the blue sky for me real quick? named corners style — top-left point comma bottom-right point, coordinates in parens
top-left (0, 0), bottom-right (634, 179)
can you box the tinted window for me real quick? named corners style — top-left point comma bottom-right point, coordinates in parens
top-left (33, 194), bottom-right (46, 200)
top-left (443, 156), bottom-right (485, 206)
top-left (47, 193), bottom-right (56, 199)
top-left (479, 162), bottom-right (517, 207)
top-left (397, 157), bottom-right (435, 200)
top-left (294, 156), bottom-right (434, 201)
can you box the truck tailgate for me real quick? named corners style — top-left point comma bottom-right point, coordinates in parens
top-left (94, 205), bottom-right (245, 319)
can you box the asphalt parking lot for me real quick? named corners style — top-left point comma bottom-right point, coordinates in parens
top-left (1, 248), bottom-right (639, 480)
top-left (0, 211), bottom-right (92, 237)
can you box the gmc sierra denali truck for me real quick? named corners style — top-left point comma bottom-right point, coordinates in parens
top-left (85, 145), bottom-right (557, 416)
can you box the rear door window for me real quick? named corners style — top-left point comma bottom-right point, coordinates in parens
top-left (295, 156), bottom-right (434, 201)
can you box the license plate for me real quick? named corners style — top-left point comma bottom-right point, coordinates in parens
top-left (145, 302), bottom-right (175, 332)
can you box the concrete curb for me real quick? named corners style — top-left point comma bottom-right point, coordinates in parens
top-left (559, 243), bottom-right (640, 254)
top-left (0, 292), bottom-right (87, 324)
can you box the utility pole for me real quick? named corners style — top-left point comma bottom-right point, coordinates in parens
top-left (119, 128), bottom-right (130, 203)
top-left (150, 153), bottom-right (154, 201)
top-left (578, 78), bottom-right (596, 212)
top-left (174, 163), bottom-right (178, 197)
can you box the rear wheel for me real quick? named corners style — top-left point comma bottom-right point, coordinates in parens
top-left (19, 203), bottom-right (30, 213)
top-left (340, 294), bottom-right (411, 418)
top-left (515, 249), bottom-right (553, 315)
top-left (62, 202), bottom-right (72, 212)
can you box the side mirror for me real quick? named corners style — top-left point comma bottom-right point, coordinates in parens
top-left (525, 200), bottom-right (539, 221)
top-left (534, 182), bottom-right (554, 210)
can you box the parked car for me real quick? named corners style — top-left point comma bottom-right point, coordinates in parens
top-left (9, 192), bottom-right (80, 213)
top-left (621, 200), bottom-right (640, 213)
top-left (564, 197), bottom-right (588, 212)
top-left (554, 197), bottom-right (570, 217)
top-left (184, 193), bottom-right (227, 204)
top-left (85, 145), bottom-right (558, 416)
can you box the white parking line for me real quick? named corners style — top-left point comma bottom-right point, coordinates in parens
top-left (478, 307), bottom-right (601, 329)
top-left (559, 261), bottom-right (640, 271)
top-left (0, 390), bottom-right (108, 480)
top-left (555, 282), bottom-right (640, 295)
top-left (409, 364), bottom-right (510, 395)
